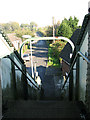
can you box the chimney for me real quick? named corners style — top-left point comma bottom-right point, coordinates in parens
top-left (88, 1), bottom-right (90, 13)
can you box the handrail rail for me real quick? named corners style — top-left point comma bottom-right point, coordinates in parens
top-left (0, 30), bottom-right (40, 90)
top-left (61, 51), bottom-right (90, 91)
top-left (6, 55), bottom-right (40, 90)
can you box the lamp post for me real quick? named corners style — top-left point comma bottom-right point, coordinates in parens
top-left (52, 16), bottom-right (55, 43)
top-left (30, 39), bottom-right (34, 78)
top-left (34, 61), bottom-right (37, 80)
top-left (22, 35), bottom-right (34, 78)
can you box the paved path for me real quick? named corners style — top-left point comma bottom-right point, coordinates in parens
top-left (25, 40), bottom-right (64, 100)
top-left (26, 40), bottom-right (48, 84)
top-left (44, 67), bottom-right (64, 100)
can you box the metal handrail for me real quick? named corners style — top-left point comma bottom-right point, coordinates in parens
top-left (6, 55), bottom-right (40, 90)
top-left (61, 51), bottom-right (90, 91)
top-left (0, 31), bottom-right (40, 90)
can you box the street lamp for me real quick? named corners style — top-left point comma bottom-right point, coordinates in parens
top-left (29, 39), bottom-right (34, 78)
top-left (22, 35), bottom-right (34, 78)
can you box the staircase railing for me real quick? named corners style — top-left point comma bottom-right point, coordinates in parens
top-left (61, 51), bottom-right (90, 91)
top-left (0, 30), bottom-right (40, 90)
top-left (6, 55), bottom-right (40, 90)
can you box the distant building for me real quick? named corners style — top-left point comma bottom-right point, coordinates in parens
top-left (70, 13), bottom-right (90, 110)
top-left (60, 29), bottom-right (80, 78)
top-left (7, 33), bottom-right (22, 50)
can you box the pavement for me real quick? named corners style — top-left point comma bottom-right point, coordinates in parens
top-left (43, 66), bottom-right (64, 100)
top-left (26, 40), bottom-right (48, 83)
top-left (24, 39), bottom-right (64, 100)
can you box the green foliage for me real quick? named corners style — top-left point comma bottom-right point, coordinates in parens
top-left (0, 21), bottom-right (37, 39)
top-left (57, 16), bottom-right (80, 38)
top-left (46, 16), bottom-right (81, 67)
top-left (47, 40), bottom-right (66, 67)
top-left (0, 22), bottom-right (20, 33)
top-left (37, 27), bottom-right (48, 36)
top-left (30, 21), bottom-right (38, 31)
top-left (15, 28), bottom-right (35, 39)
top-left (10, 22), bottom-right (20, 31)
top-left (41, 16), bottom-right (80, 40)
top-left (20, 24), bottom-right (30, 29)
top-left (45, 26), bottom-right (53, 37)
top-left (68, 16), bottom-right (79, 32)
top-left (20, 22), bottom-right (38, 32)
top-left (57, 22), bottom-right (72, 38)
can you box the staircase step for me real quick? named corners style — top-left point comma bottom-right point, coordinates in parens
top-left (3, 100), bottom-right (81, 118)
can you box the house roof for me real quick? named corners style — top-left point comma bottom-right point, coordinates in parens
top-left (0, 30), bottom-right (14, 47)
top-left (0, 30), bottom-right (24, 64)
top-left (71, 13), bottom-right (90, 63)
top-left (7, 33), bottom-right (22, 42)
top-left (76, 13), bottom-right (90, 46)
top-left (60, 29), bottom-right (80, 64)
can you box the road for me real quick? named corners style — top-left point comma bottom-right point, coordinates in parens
top-left (25, 35), bottom-right (48, 90)
top-left (24, 33), bottom-right (63, 100)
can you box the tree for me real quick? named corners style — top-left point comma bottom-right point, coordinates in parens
top-left (57, 22), bottom-right (72, 38)
top-left (15, 29), bottom-right (35, 38)
top-left (10, 22), bottom-right (20, 31)
top-left (56, 16), bottom-right (80, 38)
top-left (0, 22), bottom-right (20, 33)
top-left (1, 23), bottom-right (10, 32)
top-left (20, 24), bottom-right (30, 29)
top-left (45, 26), bottom-right (53, 37)
top-left (30, 22), bottom-right (38, 31)
top-left (68, 16), bottom-right (79, 32)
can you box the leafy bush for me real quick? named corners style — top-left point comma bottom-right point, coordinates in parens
top-left (15, 28), bottom-right (35, 38)
top-left (47, 40), bottom-right (66, 67)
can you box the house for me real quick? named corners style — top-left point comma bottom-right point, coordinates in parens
top-left (69, 12), bottom-right (90, 111)
top-left (60, 2), bottom-right (90, 113)
top-left (7, 33), bottom-right (22, 50)
top-left (60, 29), bottom-right (80, 78)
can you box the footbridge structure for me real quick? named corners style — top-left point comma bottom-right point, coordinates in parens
top-left (0, 12), bottom-right (90, 119)
top-left (20, 36), bottom-right (75, 57)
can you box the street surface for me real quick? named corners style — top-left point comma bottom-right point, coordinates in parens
top-left (26, 40), bottom-right (48, 85)
top-left (24, 33), bottom-right (64, 100)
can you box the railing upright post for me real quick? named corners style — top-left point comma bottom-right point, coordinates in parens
top-left (69, 69), bottom-right (73, 101)
top-left (21, 64), bottom-right (28, 100)
top-left (0, 58), bottom-right (2, 120)
top-left (11, 54), bottom-right (17, 99)
top-left (75, 56), bottom-right (80, 101)
top-left (30, 40), bottom-right (34, 78)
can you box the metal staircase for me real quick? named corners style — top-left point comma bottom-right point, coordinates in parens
top-left (3, 100), bottom-right (81, 119)
top-left (1, 30), bottom-right (90, 119)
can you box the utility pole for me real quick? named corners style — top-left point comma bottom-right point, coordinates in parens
top-left (52, 16), bottom-right (55, 43)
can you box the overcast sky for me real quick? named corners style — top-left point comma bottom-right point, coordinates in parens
top-left (0, 0), bottom-right (89, 27)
